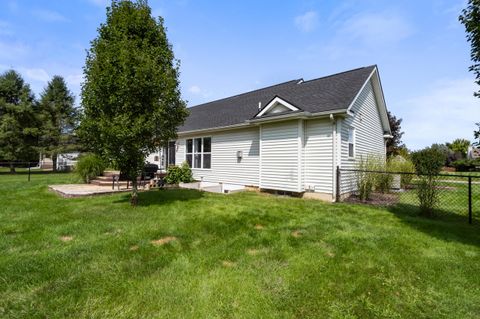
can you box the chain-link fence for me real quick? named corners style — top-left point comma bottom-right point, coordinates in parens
top-left (0, 161), bottom-right (46, 181)
top-left (337, 167), bottom-right (479, 224)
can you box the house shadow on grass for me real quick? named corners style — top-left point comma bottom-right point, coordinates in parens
top-left (387, 203), bottom-right (480, 247)
top-left (112, 188), bottom-right (204, 207)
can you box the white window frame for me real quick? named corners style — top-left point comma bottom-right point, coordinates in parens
top-left (348, 127), bottom-right (355, 159)
top-left (186, 137), bottom-right (211, 169)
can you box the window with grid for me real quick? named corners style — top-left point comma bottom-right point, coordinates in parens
top-left (348, 127), bottom-right (355, 158)
top-left (186, 137), bottom-right (211, 169)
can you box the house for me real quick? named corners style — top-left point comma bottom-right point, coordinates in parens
top-left (148, 65), bottom-right (391, 201)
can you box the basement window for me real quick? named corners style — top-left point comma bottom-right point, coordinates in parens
top-left (186, 137), bottom-right (211, 169)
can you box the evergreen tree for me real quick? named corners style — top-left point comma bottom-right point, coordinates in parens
top-left (79, 0), bottom-right (188, 205)
top-left (39, 76), bottom-right (78, 171)
top-left (0, 70), bottom-right (39, 172)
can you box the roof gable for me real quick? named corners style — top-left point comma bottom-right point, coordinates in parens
top-left (255, 96), bottom-right (301, 118)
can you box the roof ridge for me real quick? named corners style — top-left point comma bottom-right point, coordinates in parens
top-left (187, 78), bottom-right (301, 109)
top-left (299, 65), bottom-right (376, 85)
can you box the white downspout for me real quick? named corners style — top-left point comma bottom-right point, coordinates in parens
top-left (330, 114), bottom-right (337, 202)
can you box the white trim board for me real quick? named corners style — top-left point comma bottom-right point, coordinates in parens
top-left (256, 96), bottom-right (300, 117)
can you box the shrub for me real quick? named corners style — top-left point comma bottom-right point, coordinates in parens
top-left (180, 161), bottom-right (193, 183)
top-left (375, 171), bottom-right (393, 193)
top-left (388, 156), bottom-right (415, 188)
top-left (417, 178), bottom-right (438, 217)
top-left (165, 161), bottom-right (193, 184)
top-left (355, 156), bottom-right (388, 200)
top-left (410, 147), bottom-right (444, 216)
top-left (411, 148), bottom-right (445, 176)
top-left (75, 153), bottom-right (106, 183)
top-left (452, 159), bottom-right (478, 172)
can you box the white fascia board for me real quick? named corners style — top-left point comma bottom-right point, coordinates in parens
top-left (256, 96), bottom-right (300, 117)
top-left (346, 67), bottom-right (377, 113)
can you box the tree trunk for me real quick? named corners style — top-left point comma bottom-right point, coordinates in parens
top-left (130, 179), bottom-right (138, 206)
top-left (52, 153), bottom-right (57, 172)
top-left (9, 163), bottom-right (15, 174)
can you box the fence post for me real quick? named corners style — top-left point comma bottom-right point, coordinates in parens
top-left (336, 166), bottom-right (340, 202)
top-left (28, 163), bottom-right (31, 182)
top-left (468, 176), bottom-right (472, 225)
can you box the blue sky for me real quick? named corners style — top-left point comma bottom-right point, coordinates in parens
top-left (0, 0), bottom-right (478, 150)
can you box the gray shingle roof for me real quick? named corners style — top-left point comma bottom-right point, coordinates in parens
top-left (179, 65), bottom-right (376, 132)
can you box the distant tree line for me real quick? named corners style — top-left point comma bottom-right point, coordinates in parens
top-left (0, 70), bottom-right (79, 172)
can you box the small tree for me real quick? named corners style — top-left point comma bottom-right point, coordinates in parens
top-left (411, 147), bottom-right (445, 217)
top-left (38, 76), bottom-right (78, 171)
top-left (0, 70), bottom-right (39, 172)
top-left (79, 0), bottom-right (188, 205)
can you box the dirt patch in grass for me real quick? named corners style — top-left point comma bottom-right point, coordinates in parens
top-left (254, 224), bottom-right (264, 230)
top-left (246, 248), bottom-right (268, 256)
top-left (291, 230), bottom-right (303, 238)
top-left (129, 245), bottom-right (139, 251)
top-left (151, 236), bottom-right (177, 246)
top-left (60, 236), bottom-right (73, 242)
top-left (222, 260), bottom-right (236, 268)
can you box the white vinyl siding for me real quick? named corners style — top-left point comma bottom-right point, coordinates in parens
top-left (340, 80), bottom-right (386, 194)
top-left (260, 120), bottom-right (301, 192)
top-left (177, 127), bottom-right (259, 186)
top-left (304, 119), bottom-right (333, 194)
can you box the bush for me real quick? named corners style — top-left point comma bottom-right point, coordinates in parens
top-left (411, 147), bottom-right (445, 176)
top-left (165, 161), bottom-right (193, 184)
top-left (452, 159), bottom-right (479, 172)
top-left (411, 147), bottom-right (444, 216)
top-left (417, 178), bottom-right (438, 218)
top-left (388, 156), bottom-right (415, 188)
top-left (75, 154), bottom-right (106, 183)
top-left (355, 156), bottom-right (388, 200)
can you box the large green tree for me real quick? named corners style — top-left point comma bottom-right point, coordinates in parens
top-left (460, 1), bottom-right (480, 97)
top-left (460, 1), bottom-right (480, 140)
top-left (79, 0), bottom-right (188, 205)
top-left (0, 70), bottom-right (39, 172)
top-left (38, 76), bottom-right (78, 171)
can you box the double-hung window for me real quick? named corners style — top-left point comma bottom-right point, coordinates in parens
top-left (186, 137), bottom-right (211, 169)
top-left (348, 127), bottom-right (355, 158)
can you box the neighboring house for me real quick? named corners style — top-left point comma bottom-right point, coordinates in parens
top-left (39, 152), bottom-right (80, 171)
top-left (149, 65), bottom-right (391, 201)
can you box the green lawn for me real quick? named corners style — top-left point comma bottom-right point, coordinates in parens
top-left (1, 173), bottom-right (479, 318)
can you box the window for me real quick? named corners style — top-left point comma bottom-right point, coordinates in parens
top-left (348, 127), bottom-right (355, 158)
top-left (186, 137), bottom-right (211, 169)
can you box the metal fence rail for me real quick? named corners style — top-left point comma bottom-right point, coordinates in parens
top-left (337, 167), bottom-right (479, 224)
top-left (0, 162), bottom-right (40, 181)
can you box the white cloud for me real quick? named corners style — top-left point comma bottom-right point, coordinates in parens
top-left (315, 10), bottom-right (413, 60)
top-left (0, 41), bottom-right (28, 60)
top-left (32, 9), bottom-right (69, 22)
top-left (21, 68), bottom-right (50, 82)
top-left (66, 74), bottom-right (84, 86)
top-left (188, 85), bottom-right (202, 94)
top-left (397, 78), bottom-right (480, 150)
top-left (340, 11), bottom-right (412, 46)
top-left (86, 0), bottom-right (109, 7)
top-left (294, 11), bottom-right (319, 32)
